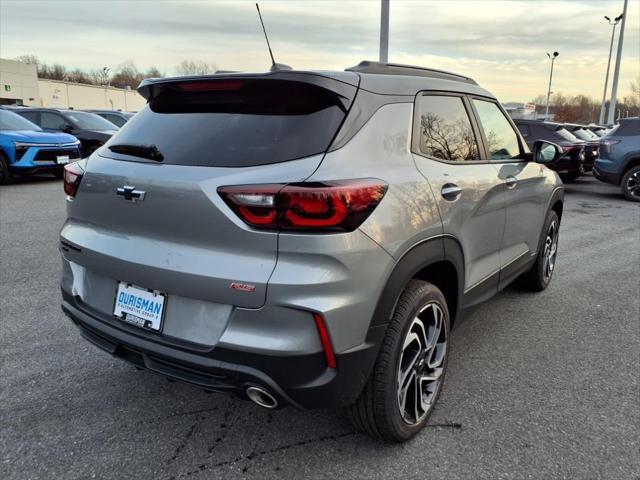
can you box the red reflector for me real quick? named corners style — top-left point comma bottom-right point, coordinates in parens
top-left (218, 179), bottom-right (387, 232)
top-left (63, 161), bottom-right (84, 197)
top-left (313, 313), bottom-right (337, 369)
top-left (175, 80), bottom-right (244, 92)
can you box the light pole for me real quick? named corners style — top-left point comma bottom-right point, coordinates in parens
top-left (379, 0), bottom-right (389, 62)
top-left (608, 0), bottom-right (629, 125)
top-left (599, 14), bottom-right (623, 125)
top-left (544, 51), bottom-right (559, 120)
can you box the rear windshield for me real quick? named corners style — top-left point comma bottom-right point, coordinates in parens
top-left (102, 79), bottom-right (349, 167)
top-left (555, 127), bottom-right (579, 142)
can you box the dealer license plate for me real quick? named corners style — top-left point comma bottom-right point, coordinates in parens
top-left (113, 282), bottom-right (166, 332)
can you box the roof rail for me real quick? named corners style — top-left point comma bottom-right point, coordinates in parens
top-left (346, 60), bottom-right (477, 85)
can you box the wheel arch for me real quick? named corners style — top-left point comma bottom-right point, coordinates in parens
top-left (622, 155), bottom-right (640, 177)
top-left (369, 235), bottom-right (463, 333)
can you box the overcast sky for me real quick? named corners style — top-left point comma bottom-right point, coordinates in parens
top-left (1, 0), bottom-right (638, 102)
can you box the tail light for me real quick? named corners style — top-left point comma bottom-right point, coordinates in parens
top-left (218, 179), bottom-right (387, 232)
top-left (600, 139), bottom-right (620, 155)
top-left (63, 161), bottom-right (85, 197)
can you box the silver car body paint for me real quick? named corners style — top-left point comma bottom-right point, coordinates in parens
top-left (60, 67), bottom-right (563, 407)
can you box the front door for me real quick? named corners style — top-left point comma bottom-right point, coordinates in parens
top-left (412, 93), bottom-right (506, 304)
top-left (470, 98), bottom-right (547, 289)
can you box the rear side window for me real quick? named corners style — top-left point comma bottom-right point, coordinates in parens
top-left (417, 95), bottom-right (479, 161)
top-left (103, 79), bottom-right (349, 167)
top-left (472, 100), bottom-right (521, 160)
top-left (19, 111), bottom-right (39, 124)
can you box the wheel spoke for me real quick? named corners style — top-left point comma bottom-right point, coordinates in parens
top-left (397, 301), bottom-right (448, 425)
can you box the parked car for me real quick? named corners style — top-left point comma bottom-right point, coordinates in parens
top-left (8, 107), bottom-right (118, 157)
top-left (593, 117), bottom-right (640, 201)
top-left (84, 110), bottom-right (135, 128)
top-left (563, 123), bottom-right (600, 170)
top-left (0, 109), bottom-right (81, 184)
top-left (514, 119), bottom-right (587, 181)
top-left (585, 125), bottom-right (609, 137)
top-left (59, 61), bottom-right (564, 442)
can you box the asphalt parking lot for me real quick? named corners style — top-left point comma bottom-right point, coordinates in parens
top-left (1, 175), bottom-right (639, 480)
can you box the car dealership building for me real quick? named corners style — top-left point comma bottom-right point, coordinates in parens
top-left (0, 58), bottom-right (145, 111)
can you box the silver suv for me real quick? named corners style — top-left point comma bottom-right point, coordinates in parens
top-left (60, 61), bottom-right (564, 442)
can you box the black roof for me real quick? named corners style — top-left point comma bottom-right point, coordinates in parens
top-left (346, 60), bottom-right (478, 85)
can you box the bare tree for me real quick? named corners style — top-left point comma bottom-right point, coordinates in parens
top-left (175, 60), bottom-right (217, 76)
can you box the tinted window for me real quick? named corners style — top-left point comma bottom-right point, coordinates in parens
top-left (41, 112), bottom-right (65, 130)
top-left (103, 114), bottom-right (126, 127)
top-left (417, 95), bottom-right (479, 161)
top-left (0, 110), bottom-right (41, 131)
top-left (472, 100), bottom-right (521, 160)
top-left (104, 79), bottom-right (349, 167)
top-left (19, 111), bottom-right (39, 124)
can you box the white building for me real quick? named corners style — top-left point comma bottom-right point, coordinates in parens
top-left (0, 58), bottom-right (145, 111)
top-left (503, 102), bottom-right (538, 120)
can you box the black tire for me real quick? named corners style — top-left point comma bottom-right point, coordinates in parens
top-left (345, 280), bottom-right (450, 442)
top-left (560, 171), bottom-right (580, 183)
top-left (0, 152), bottom-right (12, 185)
top-left (519, 210), bottom-right (560, 291)
top-left (620, 165), bottom-right (640, 202)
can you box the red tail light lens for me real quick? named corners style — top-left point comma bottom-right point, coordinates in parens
top-left (313, 313), bottom-right (337, 369)
top-left (63, 161), bottom-right (85, 197)
top-left (218, 179), bottom-right (387, 232)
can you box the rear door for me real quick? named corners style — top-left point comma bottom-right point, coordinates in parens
top-left (469, 98), bottom-right (547, 288)
top-left (412, 93), bottom-right (505, 302)
top-left (62, 75), bottom-right (357, 311)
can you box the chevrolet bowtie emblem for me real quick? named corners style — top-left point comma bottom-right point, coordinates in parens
top-left (116, 185), bottom-right (146, 202)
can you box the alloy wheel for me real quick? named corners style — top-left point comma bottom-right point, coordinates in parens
top-left (542, 220), bottom-right (559, 282)
top-left (397, 303), bottom-right (447, 425)
top-left (625, 170), bottom-right (640, 200)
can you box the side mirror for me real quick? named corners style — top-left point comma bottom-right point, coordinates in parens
top-left (61, 124), bottom-right (74, 133)
top-left (532, 140), bottom-right (562, 164)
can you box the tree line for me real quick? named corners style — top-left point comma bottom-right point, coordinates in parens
top-left (14, 55), bottom-right (217, 89)
top-left (531, 77), bottom-right (639, 124)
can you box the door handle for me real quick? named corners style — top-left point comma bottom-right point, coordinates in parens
top-left (441, 183), bottom-right (462, 201)
top-left (505, 176), bottom-right (518, 189)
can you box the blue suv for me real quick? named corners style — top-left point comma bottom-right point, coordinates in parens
top-left (0, 109), bottom-right (81, 184)
top-left (593, 117), bottom-right (640, 201)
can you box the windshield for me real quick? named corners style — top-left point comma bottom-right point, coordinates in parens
top-left (64, 111), bottom-right (118, 131)
top-left (0, 110), bottom-right (42, 131)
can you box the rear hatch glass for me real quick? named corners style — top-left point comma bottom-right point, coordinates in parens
top-left (101, 78), bottom-right (354, 167)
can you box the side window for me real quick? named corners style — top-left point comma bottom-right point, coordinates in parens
top-left (472, 99), bottom-right (522, 160)
top-left (105, 114), bottom-right (125, 127)
top-left (417, 95), bottom-right (479, 162)
top-left (20, 111), bottom-right (39, 124)
top-left (41, 112), bottom-right (65, 130)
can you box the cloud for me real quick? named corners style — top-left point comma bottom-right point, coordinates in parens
top-left (1, 0), bottom-right (638, 101)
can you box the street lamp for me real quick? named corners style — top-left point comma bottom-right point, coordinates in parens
top-left (544, 51), bottom-right (559, 120)
top-left (599, 14), bottom-right (623, 125)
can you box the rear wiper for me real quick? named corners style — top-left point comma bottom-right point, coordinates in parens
top-left (108, 143), bottom-right (164, 162)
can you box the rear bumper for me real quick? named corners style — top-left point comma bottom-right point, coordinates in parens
top-left (62, 290), bottom-right (383, 409)
top-left (593, 158), bottom-right (621, 185)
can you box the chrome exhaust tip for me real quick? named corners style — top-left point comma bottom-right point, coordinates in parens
top-left (246, 386), bottom-right (278, 409)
